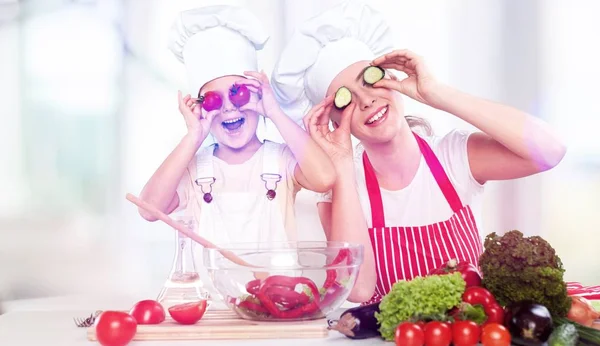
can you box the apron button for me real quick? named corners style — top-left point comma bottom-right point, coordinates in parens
top-left (266, 189), bottom-right (276, 200)
top-left (203, 193), bottom-right (213, 203)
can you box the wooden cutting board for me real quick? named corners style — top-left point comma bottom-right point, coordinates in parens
top-left (86, 309), bottom-right (330, 341)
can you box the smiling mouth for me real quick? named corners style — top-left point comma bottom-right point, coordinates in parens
top-left (222, 117), bottom-right (245, 132)
top-left (365, 106), bottom-right (388, 125)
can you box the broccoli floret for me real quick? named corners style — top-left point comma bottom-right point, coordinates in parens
top-left (479, 230), bottom-right (571, 317)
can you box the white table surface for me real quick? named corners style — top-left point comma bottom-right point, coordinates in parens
top-left (0, 295), bottom-right (389, 345)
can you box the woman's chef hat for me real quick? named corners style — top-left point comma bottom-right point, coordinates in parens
top-left (271, 0), bottom-right (395, 122)
top-left (168, 5), bottom-right (269, 92)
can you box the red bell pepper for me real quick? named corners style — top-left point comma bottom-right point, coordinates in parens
top-left (429, 258), bottom-right (482, 288)
top-left (453, 286), bottom-right (505, 326)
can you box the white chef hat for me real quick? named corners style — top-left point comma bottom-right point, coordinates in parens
top-left (168, 5), bottom-right (269, 93)
top-left (271, 0), bottom-right (395, 122)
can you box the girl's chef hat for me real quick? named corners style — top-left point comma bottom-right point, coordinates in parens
top-left (271, 0), bottom-right (395, 122)
top-left (168, 5), bottom-right (269, 92)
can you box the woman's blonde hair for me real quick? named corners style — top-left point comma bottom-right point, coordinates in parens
top-left (405, 115), bottom-right (433, 136)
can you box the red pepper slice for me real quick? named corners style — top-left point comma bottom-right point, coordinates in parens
top-left (238, 299), bottom-right (269, 314)
top-left (264, 285), bottom-right (310, 309)
top-left (246, 279), bottom-right (261, 295)
top-left (324, 248), bottom-right (351, 289)
top-left (256, 276), bottom-right (320, 319)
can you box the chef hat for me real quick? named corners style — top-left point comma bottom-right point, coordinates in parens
top-left (271, 0), bottom-right (395, 122)
top-left (168, 5), bottom-right (269, 92)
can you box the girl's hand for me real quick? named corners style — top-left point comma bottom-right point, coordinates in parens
top-left (370, 49), bottom-right (442, 107)
top-left (177, 90), bottom-right (217, 143)
top-left (235, 71), bottom-right (281, 119)
top-left (302, 95), bottom-right (355, 165)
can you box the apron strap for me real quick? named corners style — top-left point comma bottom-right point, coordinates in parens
top-left (262, 140), bottom-right (280, 175)
top-left (362, 132), bottom-right (464, 228)
top-left (261, 140), bottom-right (282, 200)
top-left (195, 144), bottom-right (217, 204)
top-left (362, 153), bottom-right (386, 228)
top-left (413, 133), bottom-right (463, 213)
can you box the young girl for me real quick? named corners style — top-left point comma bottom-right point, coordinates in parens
top-left (139, 5), bottom-right (336, 248)
top-left (271, 0), bottom-right (566, 304)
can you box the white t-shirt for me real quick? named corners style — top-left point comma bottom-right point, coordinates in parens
top-left (317, 130), bottom-right (485, 229)
top-left (175, 142), bottom-right (302, 238)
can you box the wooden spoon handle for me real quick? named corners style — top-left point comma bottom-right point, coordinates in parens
top-left (125, 193), bottom-right (260, 269)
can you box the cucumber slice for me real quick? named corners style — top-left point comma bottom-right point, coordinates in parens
top-left (363, 66), bottom-right (385, 85)
top-left (334, 87), bottom-right (352, 109)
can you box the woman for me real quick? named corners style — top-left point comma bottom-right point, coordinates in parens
top-left (139, 5), bottom-right (336, 248)
top-left (271, 0), bottom-right (566, 304)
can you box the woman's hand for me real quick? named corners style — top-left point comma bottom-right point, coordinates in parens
top-left (235, 70), bottom-right (281, 119)
top-left (177, 90), bottom-right (217, 144)
top-left (302, 95), bottom-right (356, 166)
top-left (370, 49), bottom-right (443, 107)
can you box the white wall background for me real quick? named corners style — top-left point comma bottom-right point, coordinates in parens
top-left (0, 0), bottom-right (599, 307)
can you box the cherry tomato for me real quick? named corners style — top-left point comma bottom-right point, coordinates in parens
top-left (395, 322), bottom-right (425, 346)
top-left (462, 286), bottom-right (496, 307)
top-left (129, 299), bottom-right (166, 325)
top-left (201, 91), bottom-right (223, 111)
top-left (481, 323), bottom-right (511, 346)
top-left (168, 300), bottom-right (207, 325)
top-left (483, 303), bottom-right (505, 326)
top-left (452, 320), bottom-right (480, 346)
top-left (424, 321), bottom-right (452, 346)
top-left (416, 320), bottom-right (427, 330)
top-left (95, 311), bottom-right (137, 346)
top-left (428, 259), bottom-right (482, 288)
top-left (228, 84), bottom-right (250, 107)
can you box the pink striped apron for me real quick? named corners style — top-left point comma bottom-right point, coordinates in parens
top-left (363, 132), bottom-right (483, 304)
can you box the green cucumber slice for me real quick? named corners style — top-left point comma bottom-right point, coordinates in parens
top-left (334, 87), bottom-right (352, 109)
top-left (363, 66), bottom-right (385, 85)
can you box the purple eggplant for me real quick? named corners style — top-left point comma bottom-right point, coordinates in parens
top-left (327, 302), bottom-right (381, 339)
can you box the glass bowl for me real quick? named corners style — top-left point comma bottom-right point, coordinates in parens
top-left (203, 241), bottom-right (363, 321)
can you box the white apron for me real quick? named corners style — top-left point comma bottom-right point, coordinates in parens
top-left (191, 141), bottom-right (291, 297)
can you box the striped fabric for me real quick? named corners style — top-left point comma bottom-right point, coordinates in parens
top-left (567, 282), bottom-right (600, 300)
top-left (361, 133), bottom-right (482, 305)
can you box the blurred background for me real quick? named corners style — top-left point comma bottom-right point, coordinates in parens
top-left (1, 0), bottom-right (599, 311)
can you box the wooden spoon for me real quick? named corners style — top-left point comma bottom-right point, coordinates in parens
top-left (125, 193), bottom-right (265, 275)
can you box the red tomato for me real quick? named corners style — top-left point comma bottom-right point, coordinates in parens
top-left (462, 286), bottom-right (496, 307)
top-left (201, 91), bottom-right (223, 111)
top-left (429, 259), bottom-right (482, 288)
top-left (481, 323), bottom-right (511, 346)
top-left (168, 300), bottom-right (207, 325)
top-left (95, 311), bottom-right (137, 346)
top-left (424, 321), bottom-right (452, 346)
top-left (452, 320), bottom-right (480, 346)
top-left (483, 303), bottom-right (505, 326)
top-left (129, 300), bottom-right (166, 325)
top-left (395, 322), bottom-right (425, 346)
top-left (228, 84), bottom-right (250, 107)
top-left (416, 320), bottom-right (427, 330)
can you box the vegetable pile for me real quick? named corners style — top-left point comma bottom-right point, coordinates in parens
top-left (479, 230), bottom-right (571, 318)
top-left (328, 229), bottom-right (600, 346)
top-left (375, 272), bottom-right (466, 341)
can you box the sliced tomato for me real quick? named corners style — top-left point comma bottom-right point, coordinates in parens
top-left (168, 300), bottom-right (207, 325)
top-left (95, 311), bottom-right (137, 346)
